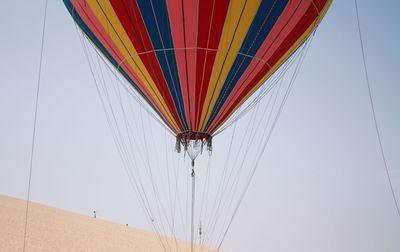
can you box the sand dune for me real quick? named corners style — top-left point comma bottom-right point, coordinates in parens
top-left (0, 194), bottom-right (217, 252)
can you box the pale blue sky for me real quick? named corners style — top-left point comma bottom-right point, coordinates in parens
top-left (0, 1), bottom-right (399, 251)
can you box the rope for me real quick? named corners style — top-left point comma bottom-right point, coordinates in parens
top-left (191, 164), bottom-right (196, 252)
top-left (208, 76), bottom-right (282, 248)
top-left (215, 36), bottom-right (313, 251)
top-left (77, 30), bottom-right (169, 252)
top-left (22, 1), bottom-right (48, 251)
top-left (354, 0), bottom-right (400, 217)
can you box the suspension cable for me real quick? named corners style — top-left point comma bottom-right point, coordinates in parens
top-left (77, 30), bottom-right (169, 252)
top-left (215, 36), bottom-right (313, 251)
top-left (354, 0), bottom-right (400, 217)
top-left (22, 1), bottom-right (48, 251)
top-left (191, 161), bottom-right (196, 252)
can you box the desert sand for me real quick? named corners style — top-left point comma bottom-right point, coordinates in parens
top-left (0, 194), bottom-right (217, 252)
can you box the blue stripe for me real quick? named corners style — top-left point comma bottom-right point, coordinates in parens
top-left (204, 0), bottom-right (288, 131)
top-left (63, 0), bottom-right (171, 129)
top-left (136, 0), bottom-right (189, 130)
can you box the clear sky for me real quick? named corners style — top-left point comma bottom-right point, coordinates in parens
top-left (0, 1), bottom-right (399, 252)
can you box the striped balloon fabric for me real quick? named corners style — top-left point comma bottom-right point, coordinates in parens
top-left (64, 0), bottom-right (331, 144)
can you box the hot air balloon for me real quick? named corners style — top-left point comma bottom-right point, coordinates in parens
top-left (64, 1), bottom-right (332, 251)
top-left (64, 0), bottom-right (331, 160)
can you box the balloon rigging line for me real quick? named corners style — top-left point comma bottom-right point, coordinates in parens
top-left (88, 24), bottom-right (183, 249)
top-left (204, 99), bottom-right (262, 247)
top-left (354, 0), bottom-right (400, 217)
top-left (119, 52), bottom-right (173, 249)
top-left (163, 128), bottom-right (181, 252)
top-left (114, 83), bottom-right (154, 202)
top-left (184, 161), bottom-right (189, 251)
top-left (78, 29), bottom-right (169, 252)
top-left (216, 36), bottom-right (313, 250)
top-left (206, 110), bottom-right (243, 227)
top-left (201, 115), bottom-right (241, 249)
top-left (23, 1), bottom-right (47, 251)
top-left (191, 165), bottom-right (196, 252)
top-left (223, 34), bottom-right (311, 247)
top-left (176, 157), bottom-right (187, 252)
top-left (85, 43), bottom-right (160, 241)
top-left (147, 114), bottom-right (178, 251)
top-left (206, 101), bottom-right (262, 241)
top-left (139, 104), bottom-right (172, 236)
top-left (210, 77), bottom-right (283, 248)
top-left (203, 127), bottom-right (246, 243)
top-left (172, 152), bottom-right (187, 249)
top-left (208, 61), bottom-right (290, 245)
top-left (172, 146), bottom-right (186, 248)
top-left (198, 155), bottom-right (213, 249)
top-left (216, 65), bottom-right (285, 248)
top-left (203, 44), bottom-right (298, 246)
top-left (214, 78), bottom-right (283, 248)
top-left (200, 119), bottom-right (238, 235)
top-left (115, 60), bottom-right (177, 249)
top-left (104, 59), bottom-right (157, 224)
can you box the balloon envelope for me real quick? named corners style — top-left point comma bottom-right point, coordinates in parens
top-left (64, 0), bottom-right (331, 140)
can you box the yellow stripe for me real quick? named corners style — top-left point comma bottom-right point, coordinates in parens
top-left (86, 0), bottom-right (180, 132)
top-left (199, 0), bottom-right (262, 131)
top-left (211, 0), bottom-right (333, 133)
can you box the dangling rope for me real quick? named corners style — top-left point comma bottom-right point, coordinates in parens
top-left (191, 160), bottom-right (196, 252)
top-left (22, 1), bottom-right (48, 251)
top-left (354, 0), bottom-right (400, 217)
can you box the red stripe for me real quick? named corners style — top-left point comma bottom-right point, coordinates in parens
top-left (194, 0), bottom-right (230, 130)
top-left (110, 0), bottom-right (184, 131)
top-left (184, 0), bottom-right (200, 130)
top-left (166, 0), bottom-right (198, 130)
